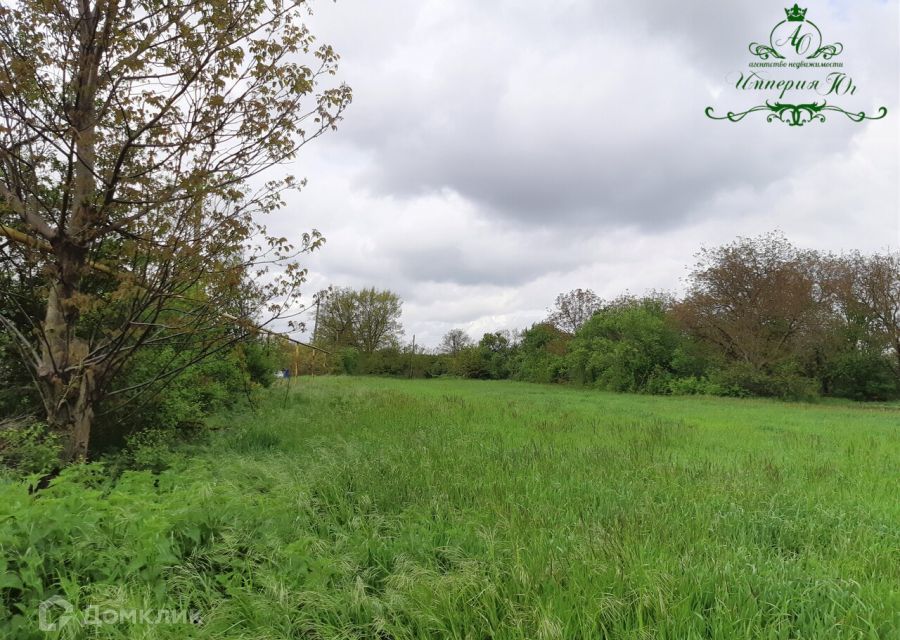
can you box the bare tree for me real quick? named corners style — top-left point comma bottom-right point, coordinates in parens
top-left (439, 328), bottom-right (473, 356)
top-left (0, 0), bottom-right (351, 462)
top-left (547, 288), bottom-right (602, 334)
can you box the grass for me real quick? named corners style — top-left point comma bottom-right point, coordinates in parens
top-left (2, 376), bottom-right (899, 639)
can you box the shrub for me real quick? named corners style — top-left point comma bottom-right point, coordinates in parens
top-left (335, 347), bottom-right (361, 375)
top-left (0, 421), bottom-right (61, 474)
top-left (566, 299), bottom-right (689, 392)
top-left (120, 428), bottom-right (182, 473)
top-left (511, 324), bottom-right (569, 384)
top-left (91, 344), bottom-right (263, 454)
top-left (710, 362), bottom-right (819, 401)
top-left (827, 351), bottom-right (900, 401)
top-left (666, 376), bottom-right (730, 397)
top-left (241, 341), bottom-right (279, 388)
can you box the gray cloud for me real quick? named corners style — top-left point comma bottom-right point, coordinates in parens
top-left (269, 0), bottom-right (899, 347)
top-left (302, 0), bottom-right (895, 232)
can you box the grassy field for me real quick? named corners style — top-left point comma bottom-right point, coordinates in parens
top-left (2, 377), bottom-right (899, 639)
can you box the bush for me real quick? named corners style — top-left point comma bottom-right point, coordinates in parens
top-left (826, 351), bottom-right (900, 401)
top-left (91, 343), bottom-right (264, 454)
top-left (665, 376), bottom-right (730, 397)
top-left (454, 333), bottom-right (513, 380)
top-left (335, 347), bottom-right (361, 375)
top-left (241, 341), bottom-right (279, 388)
top-left (566, 300), bottom-right (688, 392)
top-left (119, 428), bottom-right (183, 473)
top-left (0, 421), bottom-right (61, 474)
top-left (453, 346), bottom-right (489, 379)
top-left (710, 362), bottom-right (819, 401)
top-left (511, 324), bottom-right (569, 384)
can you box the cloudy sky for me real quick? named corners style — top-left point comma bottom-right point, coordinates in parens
top-left (268, 0), bottom-right (900, 348)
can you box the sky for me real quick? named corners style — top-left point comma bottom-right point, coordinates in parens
top-left (267, 0), bottom-right (900, 349)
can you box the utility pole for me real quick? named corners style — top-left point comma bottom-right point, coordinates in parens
top-left (409, 334), bottom-right (416, 378)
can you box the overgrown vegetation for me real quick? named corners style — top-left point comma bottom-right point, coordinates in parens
top-left (0, 0), bottom-right (350, 463)
top-left (1, 377), bottom-right (897, 638)
top-left (323, 234), bottom-right (900, 404)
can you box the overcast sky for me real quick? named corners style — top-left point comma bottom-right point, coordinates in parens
top-left (268, 0), bottom-right (900, 348)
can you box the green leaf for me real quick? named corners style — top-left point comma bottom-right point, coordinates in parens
top-left (0, 573), bottom-right (23, 590)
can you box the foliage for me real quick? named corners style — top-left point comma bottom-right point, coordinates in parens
top-left (1, 377), bottom-right (898, 638)
top-left (439, 329), bottom-right (474, 356)
top-left (510, 323), bottom-right (569, 383)
top-left (455, 332), bottom-right (515, 380)
top-left (567, 298), bottom-right (693, 392)
top-left (90, 342), bottom-right (271, 453)
top-left (825, 349), bottom-right (900, 401)
top-left (240, 342), bottom-right (280, 389)
top-left (546, 288), bottom-right (602, 334)
top-left (664, 375), bottom-right (730, 397)
top-left (676, 233), bottom-right (825, 375)
top-left (334, 347), bottom-right (361, 375)
top-left (0, 421), bottom-right (61, 475)
top-left (708, 362), bottom-right (820, 401)
top-left (317, 287), bottom-right (404, 353)
top-left (0, 0), bottom-right (350, 462)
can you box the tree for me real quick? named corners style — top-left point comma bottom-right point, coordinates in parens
top-left (439, 328), bottom-right (473, 356)
top-left (854, 251), bottom-right (900, 377)
top-left (316, 287), bottom-right (359, 348)
top-left (547, 288), bottom-right (602, 334)
top-left (0, 0), bottom-right (351, 462)
top-left (675, 233), bottom-right (826, 373)
top-left (817, 251), bottom-right (900, 399)
top-left (567, 297), bottom-right (691, 392)
top-left (355, 288), bottom-right (403, 353)
top-left (511, 323), bottom-right (569, 383)
top-left (317, 287), bottom-right (403, 353)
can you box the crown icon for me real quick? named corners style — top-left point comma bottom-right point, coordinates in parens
top-left (785, 4), bottom-right (807, 22)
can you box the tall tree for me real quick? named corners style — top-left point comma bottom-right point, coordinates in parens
top-left (848, 251), bottom-right (900, 376)
top-left (354, 287), bottom-right (403, 354)
top-left (439, 328), bottom-right (473, 356)
top-left (317, 287), bottom-right (403, 353)
top-left (0, 0), bottom-right (351, 461)
top-left (675, 233), bottom-right (826, 373)
top-left (547, 288), bottom-right (602, 334)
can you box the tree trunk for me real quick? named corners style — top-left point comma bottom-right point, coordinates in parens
top-left (36, 4), bottom-right (104, 464)
top-left (46, 366), bottom-right (95, 463)
top-left (38, 254), bottom-right (95, 463)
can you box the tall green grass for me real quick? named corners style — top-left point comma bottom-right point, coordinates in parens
top-left (2, 377), bottom-right (898, 638)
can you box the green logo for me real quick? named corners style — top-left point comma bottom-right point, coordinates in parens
top-left (706, 5), bottom-right (887, 127)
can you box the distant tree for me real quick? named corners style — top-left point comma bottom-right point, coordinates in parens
top-left (0, 0), bottom-right (350, 462)
top-left (355, 288), bottom-right (404, 353)
top-left (316, 287), bottom-right (358, 348)
top-left (317, 287), bottom-right (403, 353)
top-left (478, 331), bottom-right (514, 379)
top-left (547, 289), bottom-right (602, 334)
top-left (511, 323), bottom-right (570, 383)
top-left (815, 251), bottom-right (900, 399)
top-left (439, 329), bottom-right (473, 355)
top-left (854, 251), bottom-right (900, 377)
top-left (675, 233), bottom-right (826, 373)
top-left (567, 297), bottom-right (693, 392)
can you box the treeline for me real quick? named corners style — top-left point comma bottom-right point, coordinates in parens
top-left (321, 234), bottom-right (900, 402)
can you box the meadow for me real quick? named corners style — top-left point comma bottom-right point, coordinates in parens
top-left (2, 377), bottom-right (899, 639)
